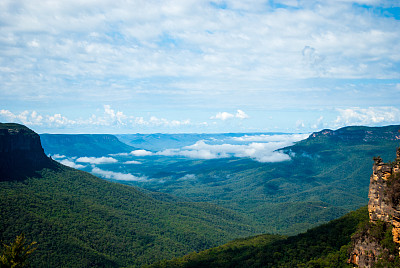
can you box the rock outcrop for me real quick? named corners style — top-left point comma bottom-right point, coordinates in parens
top-left (0, 123), bottom-right (55, 180)
top-left (348, 146), bottom-right (400, 267)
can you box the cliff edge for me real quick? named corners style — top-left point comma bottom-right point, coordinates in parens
top-left (348, 146), bottom-right (400, 267)
top-left (0, 123), bottom-right (55, 180)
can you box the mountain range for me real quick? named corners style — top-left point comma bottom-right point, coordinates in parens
top-left (41, 125), bottom-right (400, 235)
top-left (1, 123), bottom-right (400, 267)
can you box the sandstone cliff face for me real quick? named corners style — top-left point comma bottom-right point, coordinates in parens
top-left (349, 147), bottom-right (400, 267)
top-left (0, 123), bottom-right (54, 180)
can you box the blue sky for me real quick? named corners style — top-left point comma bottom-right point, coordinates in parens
top-left (1, 0), bottom-right (400, 133)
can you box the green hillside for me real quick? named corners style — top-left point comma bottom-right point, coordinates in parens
top-left (0, 163), bottom-right (259, 267)
top-left (148, 206), bottom-right (369, 268)
top-left (121, 125), bottom-right (400, 235)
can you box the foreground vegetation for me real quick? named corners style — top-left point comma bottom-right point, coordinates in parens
top-left (0, 164), bottom-right (259, 267)
top-left (148, 207), bottom-right (369, 267)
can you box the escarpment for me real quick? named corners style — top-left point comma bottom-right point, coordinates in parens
top-left (0, 123), bottom-right (55, 180)
top-left (348, 146), bottom-right (400, 267)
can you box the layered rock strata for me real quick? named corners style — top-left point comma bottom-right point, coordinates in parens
top-left (349, 147), bottom-right (400, 267)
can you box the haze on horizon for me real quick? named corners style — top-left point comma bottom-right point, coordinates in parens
top-left (0, 0), bottom-right (400, 134)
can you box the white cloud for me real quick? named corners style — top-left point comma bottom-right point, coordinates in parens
top-left (0, 106), bottom-right (192, 130)
top-left (50, 154), bottom-right (66, 159)
top-left (59, 159), bottom-right (85, 169)
top-left (87, 105), bottom-right (129, 126)
top-left (334, 107), bottom-right (400, 127)
top-left (91, 167), bottom-right (147, 181)
top-left (129, 150), bottom-right (153, 156)
top-left (76, 156), bottom-right (118, 164)
top-left (0, 109), bottom-right (76, 127)
top-left (0, 110), bottom-right (45, 126)
top-left (47, 113), bottom-right (76, 127)
top-left (210, 112), bottom-right (234, 121)
top-left (1, 1), bottom-right (400, 133)
top-left (236, 110), bottom-right (249, 119)
top-left (211, 110), bottom-right (249, 120)
top-left (124, 160), bottom-right (142, 164)
top-left (156, 133), bottom-right (307, 162)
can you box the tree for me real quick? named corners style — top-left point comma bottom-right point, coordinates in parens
top-left (0, 234), bottom-right (37, 268)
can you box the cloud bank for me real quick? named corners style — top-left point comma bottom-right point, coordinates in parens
top-left (59, 159), bottom-right (86, 169)
top-left (91, 167), bottom-right (147, 181)
top-left (76, 156), bottom-right (118, 164)
top-left (156, 134), bottom-right (308, 162)
top-left (334, 107), bottom-right (400, 127)
top-left (124, 160), bottom-right (142, 165)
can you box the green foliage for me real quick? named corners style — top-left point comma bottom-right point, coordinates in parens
top-left (0, 233), bottom-right (37, 268)
top-left (0, 164), bottom-right (258, 267)
top-left (148, 206), bottom-right (369, 267)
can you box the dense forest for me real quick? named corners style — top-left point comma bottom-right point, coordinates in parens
top-left (0, 163), bottom-right (259, 267)
top-left (148, 207), bottom-right (369, 267)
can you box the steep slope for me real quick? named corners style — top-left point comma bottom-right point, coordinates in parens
top-left (40, 134), bottom-right (135, 157)
top-left (348, 147), bottom-right (400, 267)
top-left (0, 123), bottom-right (57, 180)
top-left (0, 124), bottom-right (259, 267)
top-left (148, 206), bottom-right (368, 268)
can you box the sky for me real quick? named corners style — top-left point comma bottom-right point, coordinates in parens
top-left (1, 0), bottom-right (400, 134)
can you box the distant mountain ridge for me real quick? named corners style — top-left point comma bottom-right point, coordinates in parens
top-left (116, 132), bottom-right (287, 151)
top-left (307, 125), bottom-right (400, 143)
top-left (40, 133), bottom-right (135, 157)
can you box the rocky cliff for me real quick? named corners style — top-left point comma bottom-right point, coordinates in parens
top-left (348, 146), bottom-right (400, 267)
top-left (0, 123), bottom-right (55, 180)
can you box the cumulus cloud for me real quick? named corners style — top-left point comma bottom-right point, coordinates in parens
top-left (0, 106), bottom-right (192, 130)
top-left (210, 110), bottom-right (249, 120)
top-left (236, 110), bottom-right (249, 119)
top-left (157, 134), bottom-right (307, 162)
top-left (0, 110), bottom-right (45, 126)
top-left (334, 107), bottom-right (400, 127)
top-left (124, 160), bottom-right (142, 164)
top-left (91, 167), bottom-right (147, 181)
top-left (0, 109), bottom-right (76, 127)
top-left (76, 156), bottom-right (118, 164)
top-left (50, 154), bottom-right (66, 159)
top-left (88, 105), bottom-right (128, 126)
top-left (59, 159), bottom-right (86, 169)
top-left (129, 150), bottom-right (153, 156)
top-left (210, 112), bottom-right (234, 121)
